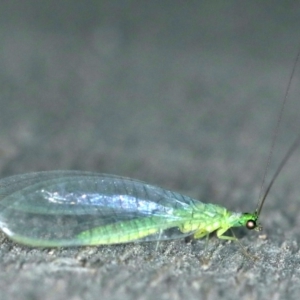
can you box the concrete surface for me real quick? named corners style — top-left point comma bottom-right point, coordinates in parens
top-left (0, 1), bottom-right (300, 300)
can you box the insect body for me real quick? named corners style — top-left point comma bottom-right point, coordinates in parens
top-left (0, 170), bottom-right (259, 247)
top-left (0, 51), bottom-right (299, 248)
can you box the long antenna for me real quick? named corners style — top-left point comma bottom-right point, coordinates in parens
top-left (256, 134), bottom-right (300, 216)
top-left (256, 49), bottom-right (300, 217)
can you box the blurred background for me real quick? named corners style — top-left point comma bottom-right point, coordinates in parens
top-left (1, 2), bottom-right (300, 300)
top-left (0, 2), bottom-right (299, 194)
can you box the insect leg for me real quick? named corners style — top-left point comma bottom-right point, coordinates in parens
top-left (155, 229), bottom-right (163, 251)
top-left (193, 229), bottom-right (209, 239)
top-left (216, 227), bottom-right (237, 240)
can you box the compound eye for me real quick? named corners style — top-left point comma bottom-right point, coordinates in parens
top-left (246, 220), bottom-right (256, 230)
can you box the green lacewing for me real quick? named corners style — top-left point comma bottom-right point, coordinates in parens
top-left (0, 50), bottom-right (299, 248)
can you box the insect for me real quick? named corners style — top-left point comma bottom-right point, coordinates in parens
top-left (0, 53), bottom-right (299, 249)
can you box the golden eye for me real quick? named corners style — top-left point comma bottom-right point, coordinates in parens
top-left (246, 220), bottom-right (256, 230)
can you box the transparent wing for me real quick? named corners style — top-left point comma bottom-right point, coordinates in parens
top-left (0, 171), bottom-right (202, 247)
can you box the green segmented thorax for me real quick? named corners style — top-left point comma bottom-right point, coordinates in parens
top-left (178, 202), bottom-right (260, 240)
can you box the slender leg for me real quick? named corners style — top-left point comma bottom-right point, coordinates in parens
top-left (216, 227), bottom-right (237, 240)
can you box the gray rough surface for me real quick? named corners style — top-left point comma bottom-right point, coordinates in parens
top-left (0, 1), bottom-right (300, 300)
